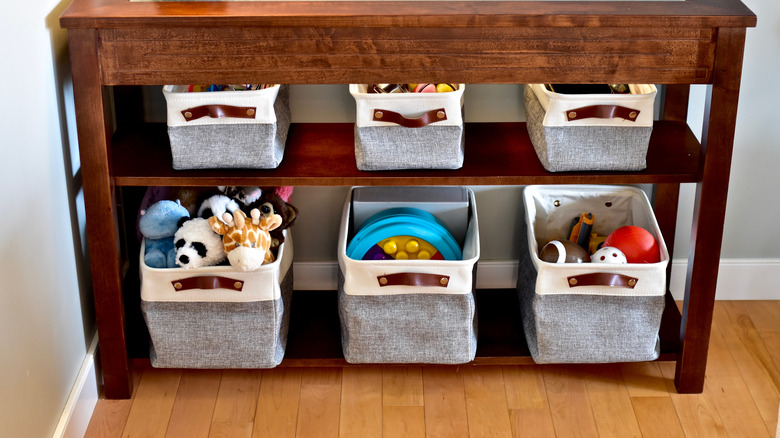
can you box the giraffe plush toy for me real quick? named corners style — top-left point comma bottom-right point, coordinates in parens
top-left (208, 208), bottom-right (282, 271)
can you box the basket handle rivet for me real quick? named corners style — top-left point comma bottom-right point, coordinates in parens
top-left (246, 109), bottom-right (255, 117)
top-left (379, 277), bottom-right (388, 285)
top-left (375, 111), bottom-right (384, 119)
top-left (173, 282), bottom-right (183, 290)
top-left (569, 278), bottom-right (578, 286)
top-left (184, 111), bottom-right (193, 119)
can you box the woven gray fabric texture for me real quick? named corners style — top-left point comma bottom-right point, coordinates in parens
top-left (523, 84), bottom-right (652, 172)
top-left (142, 268), bottom-right (293, 368)
top-left (337, 270), bottom-right (477, 364)
top-left (354, 123), bottom-right (465, 170)
top-left (516, 226), bottom-right (663, 364)
top-left (168, 84), bottom-right (291, 169)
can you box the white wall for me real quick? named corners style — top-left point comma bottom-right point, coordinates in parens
top-left (0, 0), bottom-right (94, 437)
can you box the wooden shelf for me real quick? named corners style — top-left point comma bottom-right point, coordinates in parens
top-left (112, 121), bottom-right (701, 187)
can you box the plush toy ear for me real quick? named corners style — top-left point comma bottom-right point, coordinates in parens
top-left (208, 216), bottom-right (228, 235)
top-left (260, 214), bottom-right (283, 232)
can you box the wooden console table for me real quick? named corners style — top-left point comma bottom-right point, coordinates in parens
top-left (60, 0), bottom-right (756, 399)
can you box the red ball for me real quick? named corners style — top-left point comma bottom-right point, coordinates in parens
top-left (604, 226), bottom-right (660, 263)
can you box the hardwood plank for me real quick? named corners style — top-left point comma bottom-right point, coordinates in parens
top-left (740, 301), bottom-right (780, 369)
top-left (210, 370), bottom-right (262, 438)
top-left (383, 366), bottom-right (424, 407)
top-left (631, 396), bottom-right (686, 438)
top-left (508, 408), bottom-right (556, 438)
top-left (296, 368), bottom-right (342, 438)
top-left (621, 362), bottom-right (670, 398)
top-left (713, 303), bottom-right (780, 433)
top-left (165, 370), bottom-right (221, 438)
top-left (252, 368), bottom-right (302, 438)
top-left (121, 369), bottom-right (182, 438)
top-left (339, 366), bottom-right (382, 438)
top-left (462, 366), bottom-right (513, 438)
top-left (543, 365), bottom-right (599, 438)
top-left (502, 366), bottom-right (548, 410)
top-left (582, 364), bottom-right (642, 438)
top-left (658, 362), bottom-right (728, 438)
top-left (422, 367), bottom-right (469, 438)
top-left (383, 406), bottom-right (426, 438)
top-left (703, 323), bottom-right (773, 437)
top-left (85, 367), bottom-right (143, 438)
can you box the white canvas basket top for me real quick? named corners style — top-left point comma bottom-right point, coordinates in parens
top-left (524, 185), bottom-right (668, 297)
top-left (530, 83), bottom-right (656, 128)
top-left (163, 84), bottom-right (281, 127)
top-left (140, 230), bottom-right (292, 303)
top-left (349, 84), bottom-right (465, 128)
top-left (338, 187), bottom-right (479, 297)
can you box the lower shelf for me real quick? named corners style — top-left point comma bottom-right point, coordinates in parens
top-left (278, 288), bottom-right (681, 366)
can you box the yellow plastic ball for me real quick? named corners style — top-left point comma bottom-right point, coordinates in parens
top-left (383, 240), bottom-right (398, 255)
top-left (396, 251), bottom-right (409, 260)
top-left (436, 83), bottom-right (456, 93)
top-left (405, 240), bottom-right (420, 253)
top-left (418, 250), bottom-right (432, 260)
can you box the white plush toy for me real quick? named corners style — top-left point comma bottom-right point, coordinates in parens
top-left (173, 218), bottom-right (226, 269)
top-left (197, 194), bottom-right (240, 224)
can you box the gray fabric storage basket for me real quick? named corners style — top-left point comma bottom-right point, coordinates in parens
top-left (523, 84), bottom-right (656, 172)
top-left (518, 185), bottom-right (668, 364)
top-left (163, 84), bottom-right (290, 170)
top-left (140, 231), bottom-right (293, 368)
top-left (337, 187), bottom-right (479, 364)
top-left (349, 84), bottom-right (465, 170)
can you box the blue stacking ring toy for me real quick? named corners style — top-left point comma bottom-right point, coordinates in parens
top-left (346, 207), bottom-right (462, 261)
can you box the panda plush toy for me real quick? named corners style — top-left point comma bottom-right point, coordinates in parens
top-left (173, 218), bottom-right (226, 269)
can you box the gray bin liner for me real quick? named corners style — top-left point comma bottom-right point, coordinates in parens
top-left (166, 84), bottom-right (291, 170)
top-left (142, 268), bottom-right (293, 368)
top-left (517, 185), bottom-right (666, 363)
top-left (354, 122), bottom-right (465, 171)
top-left (337, 268), bottom-right (477, 364)
top-left (523, 84), bottom-right (653, 172)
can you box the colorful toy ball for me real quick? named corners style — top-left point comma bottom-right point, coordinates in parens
top-left (539, 240), bottom-right (591, 263)
top-left (603, 226), bottom-right (660, 263)
top-left (591, 246), bottom-right (628, 264)
top-left (436, 83), bottom-right (457, 93)
top-left (413, 83), bottom-right (437, 93)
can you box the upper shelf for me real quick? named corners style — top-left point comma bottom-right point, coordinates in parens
top-left (111, 121), bottom-right (701, 186)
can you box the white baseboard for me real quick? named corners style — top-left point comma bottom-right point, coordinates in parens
top-left (293, 259), bottom-right (780, 300)
top-left (52, 332), bottom-right (99, 438)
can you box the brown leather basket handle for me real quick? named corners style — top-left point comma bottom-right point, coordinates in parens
top-left (377, 273), bottom-right (450, 288)
top-left (372, 108), bottom-right (447, 128)
top-left (182, 105), bottom-right (257, 122)
top-left (171, 276), bottom-right (244, 291)
top-left (566, 272), bottom-right (638, 289)
top-left (565, 105), bottom-right (640, 122)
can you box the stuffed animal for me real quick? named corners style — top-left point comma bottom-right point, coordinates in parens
top-left (197, 194), bottom-right (240, 224)
top-left (139, 200), bottom-right (190, 268)
top-left (173, 218), bottom-right (226, 269)
top-left (249, 188), bottom-right (299, 250)
top-left (218, 186), bottom-right (263, 206)
top-left (209, 208), bottom-right (282, 271)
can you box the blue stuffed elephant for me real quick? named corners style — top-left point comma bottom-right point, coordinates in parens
top-left (139, 200), bottom-right (190, 268)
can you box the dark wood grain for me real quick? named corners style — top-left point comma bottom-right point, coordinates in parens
top-left (111, 121), bottom-right (701, 187)
top-left (676, 27), bottom-right (747, 394)
top-left (68, 28), bottom-right (132, 399)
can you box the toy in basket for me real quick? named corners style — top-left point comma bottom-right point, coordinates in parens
top-left (517, 185), bottom-right (669, 364)
top-left (349, 84), bottom-right (466, 170)
top-left (338, 187), bottom-right (479, 364)
top-left (162, 84), bottom-right (290, 170)
top-left (523, 84), bottom-right (657, 172)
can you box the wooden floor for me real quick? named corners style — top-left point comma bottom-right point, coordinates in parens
top-left (86, 301), bottom-right (780, 438)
